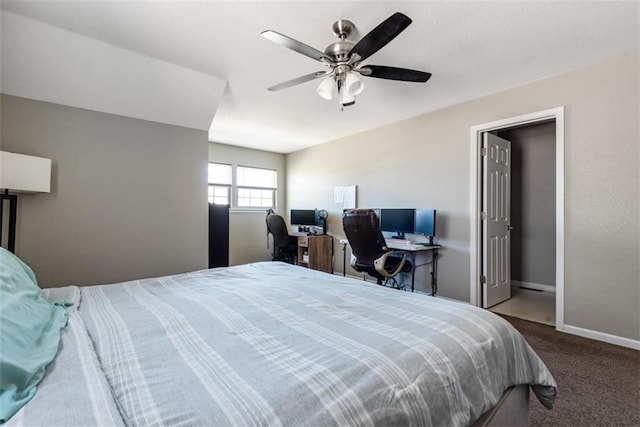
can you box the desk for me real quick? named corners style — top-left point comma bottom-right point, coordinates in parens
top-left (386, 241), bottom-right (440, 295)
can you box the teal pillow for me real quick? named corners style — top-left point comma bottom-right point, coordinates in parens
top-left (0, 247), bottom-right (68, 422)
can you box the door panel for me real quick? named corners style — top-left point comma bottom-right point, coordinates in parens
top-left (483, 133), bottom-right (511, 308)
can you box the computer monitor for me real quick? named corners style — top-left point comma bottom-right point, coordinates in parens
top-left (290, 209), bottom-right (316, 226)
top-left (379, 208), bottom-right (415, 239)
top-left (414, 209), bottom-right (437, 245)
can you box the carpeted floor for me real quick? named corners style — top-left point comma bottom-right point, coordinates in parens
top-left (500, 315), bottom-right (640, 426)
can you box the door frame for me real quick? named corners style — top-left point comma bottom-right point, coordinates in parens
top-left (469, 107), bottom-right (565, 331)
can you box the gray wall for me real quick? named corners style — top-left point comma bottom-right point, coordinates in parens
top-left (1, 95), bottom-right (209, 287)
top-left (499, 122), bottom-right (556, 287)
top-left (208, 142), bottom-right (286, 266)
top-left (286, 52), bottom-right (639, 341)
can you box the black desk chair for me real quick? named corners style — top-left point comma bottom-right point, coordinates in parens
top-left (342, 209), bottom-right (412, 289)
top-left (266, 211), bottom-right (298, 264)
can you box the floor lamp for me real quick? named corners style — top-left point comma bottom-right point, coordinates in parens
top-left (0, 151), bottom-right (51, 253)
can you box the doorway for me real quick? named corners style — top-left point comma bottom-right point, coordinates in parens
top-left (469, 107), bottom-right (565, 332)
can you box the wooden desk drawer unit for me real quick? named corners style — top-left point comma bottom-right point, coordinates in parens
top-left (297, 235), bottom-right (332, 274)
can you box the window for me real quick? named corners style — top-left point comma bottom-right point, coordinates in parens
top-left (237, 166), bottom-right (277, 208)
top-left (207, 163), bottom-right (277, 209)
top-left (208, 163), bottom-right (231, 205)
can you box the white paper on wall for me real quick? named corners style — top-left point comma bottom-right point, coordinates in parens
top-left (334, 185), bottom-right (356, 209)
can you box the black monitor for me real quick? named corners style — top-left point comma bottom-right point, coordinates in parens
top-left (414, 209), bottom-right (437, 245)
top-left (290, 209), bottom-right (316, 226)
top-left (379, 208), bottom-right (415, 239)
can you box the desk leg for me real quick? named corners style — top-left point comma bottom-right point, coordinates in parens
top-left (410, 252), bottom-right (417, 292)
top-left (430, 249), bottom-right (439, 296)
top-left (342, 243), bottom-right (347, 277)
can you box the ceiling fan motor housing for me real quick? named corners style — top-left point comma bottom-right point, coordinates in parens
top-left (324, 40), bottom-right (355, 62)
top-left (325, 19), bottom-right (356, 63)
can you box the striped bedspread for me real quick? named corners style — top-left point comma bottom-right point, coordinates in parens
top-left (11, 262), bottom-right (556, 426)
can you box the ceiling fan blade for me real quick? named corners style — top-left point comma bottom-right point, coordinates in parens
top-left (349, 12), bottom-right (412, 62)
top-left (261, 30), bottom-right (332, 63)
top-left (359, 65), bottom-right (431, 82)
top-left (267, 71), bottom-right (331, 91)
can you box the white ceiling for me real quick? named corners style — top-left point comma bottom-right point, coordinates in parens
top-left (1, 1), bottom-right (638, 153)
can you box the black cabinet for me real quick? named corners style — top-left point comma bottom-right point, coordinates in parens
top-left (208, 204), bottom-right (229, 268)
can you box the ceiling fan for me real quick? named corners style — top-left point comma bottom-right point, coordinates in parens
top-left (261, 12), bottom-right (431, 108)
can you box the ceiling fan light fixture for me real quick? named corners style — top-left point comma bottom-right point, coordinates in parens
top-left (345, 72), bottom-right (364, 96)
top-left (317, 77), bottom-right (335, 100)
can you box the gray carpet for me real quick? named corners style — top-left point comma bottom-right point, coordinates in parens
top-left (500, 315), bottom-right (640, 426)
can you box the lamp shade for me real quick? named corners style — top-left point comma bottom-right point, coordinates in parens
top-left (340, 88), bottom-right (356, 107)
top-left (345, 72), bottom-right (364, 96)
top-left (317, 77), bottom-right (335, 100)
top-left (0, 151), bottom-right (51, 193)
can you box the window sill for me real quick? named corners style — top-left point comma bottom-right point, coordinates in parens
top-left (229, 208), bottom-right (273, 214)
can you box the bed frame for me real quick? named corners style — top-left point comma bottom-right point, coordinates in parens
top-left (473, 385), bottom-right (530, 426)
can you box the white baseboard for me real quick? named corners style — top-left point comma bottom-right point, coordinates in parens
top-left (512, 280), bottom-right (556, 293)
top-left (334, 272), bottom-right (373, 282)
top-left (340, 272), bottom-right (365, 281)
top-left (562, 324), bottom-right (640, 351)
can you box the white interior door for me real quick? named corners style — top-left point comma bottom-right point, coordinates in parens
top-left (482, 133), bottom-right (512, 308)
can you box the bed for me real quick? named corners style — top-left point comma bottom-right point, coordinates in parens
top-left (3, 259), bottom-right (556, 426)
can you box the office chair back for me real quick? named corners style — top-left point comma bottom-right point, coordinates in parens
top-left (342, 209), bottom-right (411, 286)
top-left (342, 209), bottom-right (388, 271)
top-left (266, 212), bottom-right (297, 263)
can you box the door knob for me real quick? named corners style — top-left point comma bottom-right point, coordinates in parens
top-left (507, 225), bottom-right (514, 231)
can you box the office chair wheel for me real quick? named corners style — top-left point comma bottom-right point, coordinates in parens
top-left (384, 277), bottom-right (406, 291)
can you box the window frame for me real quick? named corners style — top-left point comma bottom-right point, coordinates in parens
top-left (236, 165), bottom-right (277, 209)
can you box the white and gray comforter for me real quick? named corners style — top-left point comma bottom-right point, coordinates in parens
top-left (10, 262), bottom-right (556, 426)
